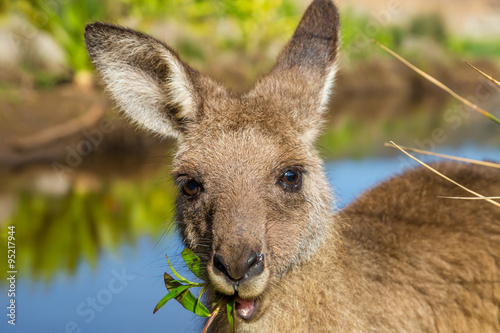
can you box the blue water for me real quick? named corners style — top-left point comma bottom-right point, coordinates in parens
top-left (327, 144), bottom-right (499, 208)
top-left (1, 144), bottom-right (498, 333)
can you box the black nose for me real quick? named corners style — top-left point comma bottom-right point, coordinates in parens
top-left (213, 252), bottom-right (264, 281)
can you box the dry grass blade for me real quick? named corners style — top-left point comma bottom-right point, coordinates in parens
top-left (383, 143), bottom-right (500, 169)
top-left (388, 141), bottom-right (500, 208)
top-left (373, 40), bottom-right (500, 126)
top-left (464, 61), bottom-right (500, 88)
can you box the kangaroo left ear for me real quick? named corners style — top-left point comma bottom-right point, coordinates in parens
top-left (85, 22), bottom-right (215, 139)
top-left (250, 0), bottom-right (340, 143)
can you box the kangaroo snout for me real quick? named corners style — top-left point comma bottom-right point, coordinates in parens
top-left (208, 243), bottom-right (269, 298)
top-left (213, 251), bottom-right (265, 282)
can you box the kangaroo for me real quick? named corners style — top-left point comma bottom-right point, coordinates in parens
top-left (84, 0), bottom-right (500, 331)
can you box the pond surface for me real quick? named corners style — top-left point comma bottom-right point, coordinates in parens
top-left (0, 144), bottom-right (498, 333)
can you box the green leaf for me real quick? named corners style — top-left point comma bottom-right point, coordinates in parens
top-left (164, 272), bottom-right (182, 290)
top-left (165, 254), bottom-right (192, 285)
top-left (162, 272), bottom-right (211, 317)
top-left (176, 289), bottom-right (211, 317)
top-left (181, 248), bottom-right (207, 281)
top-left (227, 296), bottom-right (235, 332)
top-left (165, 272), bottom-right (202, 291)
top-left (153, 285), bottom-right (191, 314)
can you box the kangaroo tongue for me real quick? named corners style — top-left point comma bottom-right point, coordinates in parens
top-left (235, 296), bottom-right (255, 319)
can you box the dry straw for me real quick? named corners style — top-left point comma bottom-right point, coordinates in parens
top-left (383, 143), bottom-right (500, 170)
top-left (388, 141), bottom-right (500, 208)
top-left (464, 61), bottom-right (500, 88)
top-left (372, 40), bottom-right (500, 126)
top-left (373, 41), bottom-right (499, 208)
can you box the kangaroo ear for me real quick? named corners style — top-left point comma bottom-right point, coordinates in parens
top-left (85, 22), bottom-right (203, 138)
top-left (252, 0), bottom-right (340, 142)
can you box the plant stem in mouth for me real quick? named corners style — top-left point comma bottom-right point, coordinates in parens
top-left (202, 302), bottom-right (221, 333)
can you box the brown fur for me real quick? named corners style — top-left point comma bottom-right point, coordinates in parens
top-left (84, 0), bottom-right (500, 331)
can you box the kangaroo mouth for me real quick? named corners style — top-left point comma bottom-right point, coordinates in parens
top-left (235, 295), bottom-right (259, 321)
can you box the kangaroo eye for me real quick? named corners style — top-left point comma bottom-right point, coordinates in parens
top-left (279, 168), bottom-right (303, 191)
top-left (183, 179), bottom-right (201, 196)
top-left (283, 170), bottom-right (299, 184)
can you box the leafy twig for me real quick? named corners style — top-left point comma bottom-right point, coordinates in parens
top-left (153, 249), bottom-right (236, 332)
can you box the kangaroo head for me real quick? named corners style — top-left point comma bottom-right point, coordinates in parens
top-left (85, 0), bottom-right (340, 317)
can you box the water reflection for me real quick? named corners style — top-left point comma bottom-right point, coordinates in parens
top-left (2, 166), bottom-right (177, 283)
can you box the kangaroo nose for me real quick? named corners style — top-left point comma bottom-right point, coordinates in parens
top-left (213, 252), bottom-right (264, 281)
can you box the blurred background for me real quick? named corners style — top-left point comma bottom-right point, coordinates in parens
top-left (0, 0), bottom-right (499, 332)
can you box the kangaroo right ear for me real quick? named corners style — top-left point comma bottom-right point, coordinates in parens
top-left (85, 22), bottom-right (203, 138)
top-left (250, 0), bottom-right (340, 143)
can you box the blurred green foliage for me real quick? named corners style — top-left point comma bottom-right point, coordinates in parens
top-left (409, 13), bottom-right (446, 42)
top-left (0, 0), bottom-right (7, 14)
top-left (341, 10), bottom-right (500, 63)
top-left (7, 0), bottom-right (302, 81)
top-left (2, 0), bottom-right (499, 85)
top-left (318, 112), bottom-right (434, 159)
top-left (340, 9), bottom-right (402, 62)
top-left (4, 174), bottom-right (177, 282)
top-left (14, 0), bottom-right (113, 73)
top-left (448, 37), bottom-right (500, 58)
top-left (124, 0), bottom-right (301, 52)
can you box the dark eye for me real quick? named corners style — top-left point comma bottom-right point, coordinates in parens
top-left (279, 168), bottom-right (303, 191)
top-left (183, 178), bottom-right (201, 197)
